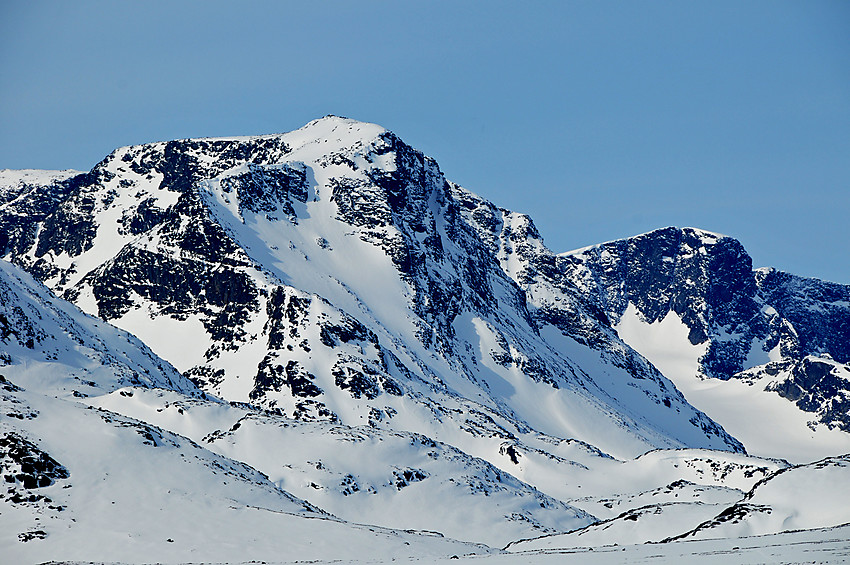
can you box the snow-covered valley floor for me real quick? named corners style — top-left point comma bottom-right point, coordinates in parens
top-left (36, 524), bottom-right (850, 565)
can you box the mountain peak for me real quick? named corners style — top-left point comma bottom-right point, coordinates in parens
top-left (680, 226), bottom-right (728, 240)
top-left (288, 115), bottom-right (389, 149)
top-left (560, 226), bottom-right (732, 258)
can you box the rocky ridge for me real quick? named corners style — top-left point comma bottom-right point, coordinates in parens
top-left (559, 227), bottom-right (850, 434)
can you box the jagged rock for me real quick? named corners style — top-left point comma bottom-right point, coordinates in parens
top-left (559, 227), bottom-right (850, 434)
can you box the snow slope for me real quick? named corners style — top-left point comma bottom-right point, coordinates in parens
top-left (87, 386), bottom-right (594, 548)
top-left (674, 455), bottom-right (850, 541)
top-left (0, 259), bottom-right (197, 397)
top-left (0, 378), bottom-right (487, 563)
top-left (614, 303), bottom-right (850, 462)
top-left (0, 258), bottom-right (491, 561)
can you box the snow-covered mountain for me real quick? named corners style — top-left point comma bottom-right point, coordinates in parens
top-left (0, 116), bottom-right (744, 464)
top-left (560, 227), bottom-right (850, 461)
top-left (2, 116), bottom-right (849, 563)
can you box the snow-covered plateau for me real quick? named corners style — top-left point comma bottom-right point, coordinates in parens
top-left (1, 116), bottom-right (848, 564)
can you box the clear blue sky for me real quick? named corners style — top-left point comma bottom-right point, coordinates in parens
top-left (2, 1), bottom-right (849, 282)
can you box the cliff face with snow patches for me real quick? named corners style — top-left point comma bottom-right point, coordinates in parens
top-left (561, 227), bottom-right (850, 457)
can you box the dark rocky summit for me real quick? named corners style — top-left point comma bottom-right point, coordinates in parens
top-left (559, 227), bottom-right (850, 431)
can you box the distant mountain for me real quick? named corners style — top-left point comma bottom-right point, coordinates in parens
top-left (2, 116), bottom-right (849, 562)
top-left (560, 227), bottom-right (850, 460)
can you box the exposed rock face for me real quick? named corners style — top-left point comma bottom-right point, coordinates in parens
top-left (559, 227), bottom-right (850, 431)
top-left (758, 356), bottom-right (850, 432)
top-left (0, 432), bottom-right (69, 491)
top-left (756, 269), bottom-right (850, 364)
top-left (0, 430), bottom-right (69, 526)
